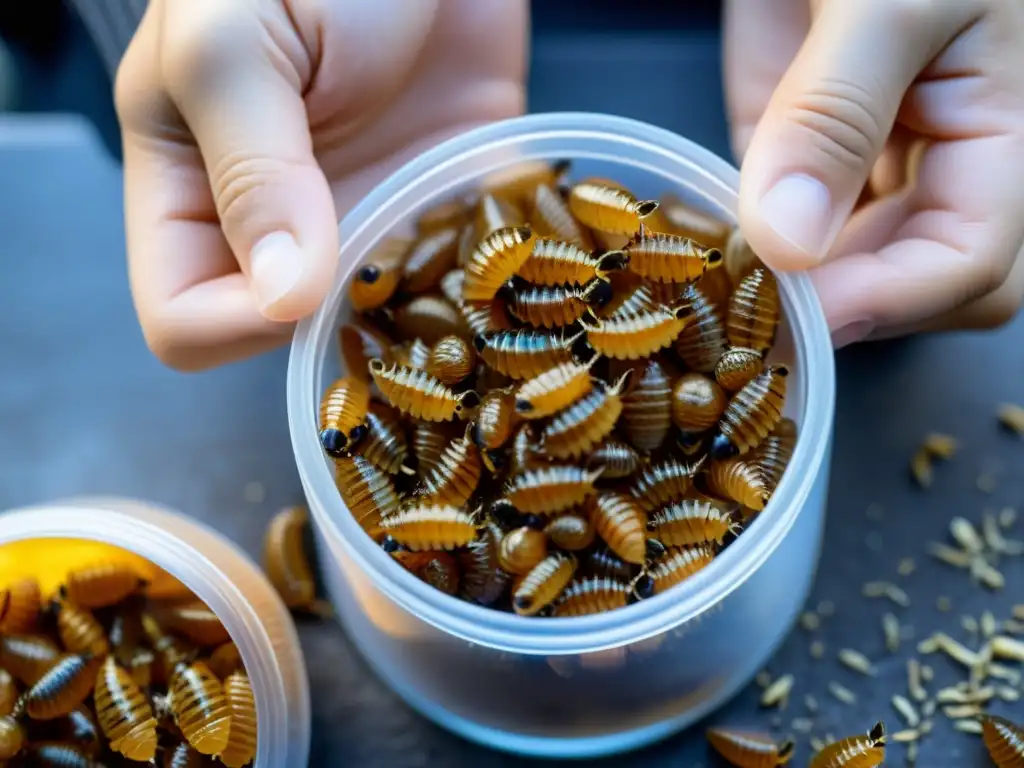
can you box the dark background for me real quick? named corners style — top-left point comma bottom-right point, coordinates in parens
top-left (0, 3), bottom-right (1021, 766)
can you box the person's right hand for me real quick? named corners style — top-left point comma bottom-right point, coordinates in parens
top-left (116, 0), bottom-right (526, 371)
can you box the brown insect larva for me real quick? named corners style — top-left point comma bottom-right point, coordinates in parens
top-left (166, 740), bottom-right (212, 768)
top-left (206, 642), bottom-right (243, 680)
top-left (714, 347), bottom-right (764, 392)
top-left (504, 466), bottom-right (603, 515)
top-left (579, 304), bottom-right (689, 360)
top-left (338, 321), bottom-right (394, 383)
top-left (23, 652), bottom-right (98, 720)
top-left (544, 514), bottom-right (596, 551)
top-left (318, 375), bottom-right (371, 458)
top-left (140, 613), bottom-right (191, 686)
top-left (418, 426), bottom-right (482, 507)
top-left (498, 527), bottom-right (549, 576)
top-left (457, 523), bottom-right (510, 606)
top-left (755, 418), bottom-right (797, 493)
top-left (674, 282), bottom-right (728, 373)
top-left (0, 576), bottom-right (41, 634)
top-left (589, 492), bottom-right (647, 565)
top-left (411, 420), bottom-right (457, 477)
top-left (418, 553), bottom-right (461, 597)
top-left (392, 294), bottom-right (463, 346)
top-left (706, 458), bottom-right (771, 513)
top-left (0, 669), bottom-right (16, 717)
top-left (263, 505), bottom-right (318, 611)
top-left (648, 545), bottom-right (715, 594)
top-left (417, 198), bottom-right (471, 235)
top-left (517, 239), bottom-right (626, 287)
top-left (672, 372), bottom-right (728, 435)
top-left (426, 335), bottom-right (476, 386)
top-left (355, 401), bottom-right (415, 475)
top-left (596, 271), bottom-right (651, 320)
top-left (334, 455), bottom-right (402, 534)
top-left (982, 715), bottom-right (1024, 768)
top-left (60, 707), bottom-right (102, 758)
top-left (462, 226), bottom-right (536, 302)
top-left (379, 505), bottom-right (479, 551)
top-left (711, 364), bottom-right (789, 459)
top-left (153, 601), bottom-right (231, 648)
top-left (514, 360), bottom-right (594, 419)
top-left (473, 387), bottom-right (517, 457)
top-left (475, 193), bottom-right (527, 236)
top-left (809, 721), bottom-right (886, 768)
top-left (541, 374), bottom-right (627, 460)
top-left (0, 634), bottom-right (62, 685)
top-left (369, 359), bottom-right (479, 422)
top-left (552, 577), bottom-right (631, 617)
top-left (630, 456), bottom-right (703, 512)
top-left (64, 564), bottom-right (145, 611)
top-left (460, 297), bottom-right (515, 336)
top-left (649, 194), bottom-right (732, 250)
top-left (586, 439), bottom-right (642, 479)
top-left (625, 231), bottom-right (723, 283)
top-left (505, 278), bottom-right (611, 329)
top-left (94, 655), bottom-right (158, 761)
top-left (512, 553), bottom-right (577, 616)
top-left (53, 599), bottom-right (110, 658)
top-left (647, 500), bottom-right (737, 547)
top-left (584, 546), bottom-right (640, 582)
top-left (349, 237), bottom-right (409, 311)
top-left (0, 715), bottom-right (24, 760)
top-left (482, 159), bottom-right (571, 206)
top-left (219, 671), bottom-right (258, 768)
top-left (528, 183), bottom-right (593, 248)
top-left (401, 227), bottom-right (460, 294)
top-left (474, 328), bottom-right (582, 380)
top-left (727, 267), bottom-right (780, 355)
top-left (508, 423), bottom-right (544, 476)
top-left (22, 742), bottom-right (101, 767)
top-left (568, 182), bottom-right (659, 236)
top-left (169, 661), bottom-right (232, 756)
top-left (705, 728), bottom-right (795, 767)
top-left (724, 227), bottom-right (762, 290)
top-left (621, 357), bottom-right (673, 453)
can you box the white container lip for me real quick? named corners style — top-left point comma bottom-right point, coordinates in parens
top-left (288, 112), bottom-right (836, 655)
top-left (0, 496), bottom-right (311, 767)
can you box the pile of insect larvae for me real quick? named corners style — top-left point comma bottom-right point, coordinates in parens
top-left (321, 162), bottom-right (796, 619)
top-left (0, 563), bottom-right (256, 766)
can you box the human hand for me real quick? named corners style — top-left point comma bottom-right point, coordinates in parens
top-left (116, 0), bottom-right (525, 370)
top-left (725, 0), bottom-right (1024, 346)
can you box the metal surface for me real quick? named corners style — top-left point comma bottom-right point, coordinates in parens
top-left (1, 30), bottom-right (1022, 768)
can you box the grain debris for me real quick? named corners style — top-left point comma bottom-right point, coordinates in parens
top-left (865, 503), bottom-right (884, 521)
top-left (891, 728), bottom-right (919, 743)
top-left (897, 557), bottom-right (916, 576)
top-left (928, 541), bottom-right (972, 568)
top-left (953, 718), bottom-right (983, 735)
top-left (809, 736), bottom-right (826, 753)
top-left (974, 560), bottom-right (1005, 590)
top-left (961, 615), bottom-right (979, 634)
top-left (922, 432), bottom-right (957, 459)
top-left (760, 674), bottom-right (793, 708)
top-left (883, 612), bottom-right (902, 652)
top-left (907, 659), bottom-right (927, 702)
top-left (943, 704), bottom-right (981, 719)
top-left (935, 685), bottom-right (994, 704)
top-left (991, 635), bottom-right (1024, 661)
top-left (922, 699), bottom-right (936, 718)
top-left (983, 514), bottom-right (1024, 556)
top-left (949, 517), bottom-right (984, 554)
top-left (1014, 605), bottom-right (1024, 621)
top-left (976, 473), bottom-right (997, 493)
top-left (755, 670), bottom-right (772, 688)
top-left (996, 402), bottom-right (1024, 434)
top-left (917, 632), bottom-right (980, 667)
top-left (838, 648), bottom-right (875, 676)
top-left (907, 740), bottom-right (919, 764)
top-left (804, 694), bottom-right (818, 713)
top-left (862, 580), bottom-right (910, 607)
top-left (987, 663), bottom-right (1020, 684)
top-left (809, 640), bottom-right (825, 659)
top-left (999, 506), bottom-right (1017, 529)
top-left (997, 686), bottom-right (1020, 702)
top-left (800, 611), bottom-right (820, 631)
top-left (827, 681), bottom-right (857, 705)
top-left (920, 665), bottom-right (934, 683)
top-left (1003, 619), bottom-right (1024, 634)
top-left (892, 694), bottom-right (920, 727)
top-left (936, 596), bottom-right (952, 612)
top-left (981, 611), bottom-right (997, 638)
top-left (910, 448), bottom-right (933, 488)
top-left (791, 717), bottom-right (814, 733)
top-left (816, 600), bottom-right (835, 617)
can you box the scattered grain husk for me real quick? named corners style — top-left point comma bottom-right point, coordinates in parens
top-left (760, 674), bottom-right (793, 708)
top-left (827, 681), bottom-right (857, 705)
top-left (883, 612), bottom-right (901, 652)
top-left (996, 402), bottom-right (1024, 434)
top-left (838, 648), bottom-right (875, 676)
top-left (892, 694), bottom-right (920, 727)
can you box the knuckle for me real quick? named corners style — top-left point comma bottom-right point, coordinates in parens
top-left (785, 79), bottom-right (887, 172)
top-left (210, 152), bottom-right (301, 231)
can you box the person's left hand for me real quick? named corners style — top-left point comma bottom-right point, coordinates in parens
top-left (725, 0), bottom-right (1024, 347)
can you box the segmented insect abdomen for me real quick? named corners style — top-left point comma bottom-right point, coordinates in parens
top-left (712, 365), bottom-right (789, 458)
top-left (219, 671), bottom-right (258, 768)
top-left (369, 359), bottom-right (476, 421)
top-left (23, 653), bottom-right (99, 720)
top-left (263, 505), bottom-right (317, 610)
top-left (541, 383), bottom-right (623, 460)
top-left (94, 655), bottom-right (158, 761)
top-left (568, 183), bottom-right (658, 236)
top-left (514, 360), bottom-right (594, 419)
top-left (354, 402), bottom-right (413, 475)
top-left (170, 662), bottom-right (232, 756)
top-left (457, 523), bottom-right (510, 606)
top-left (334, 455), bottom-right (401, 532)
top-left (504, 466), bottom-right (603, 515)
top-left (630, 457), bottom-right (702, 512)
top-left (475, 329), bottom-right (578, 380)
top-left (0, 634), bottom-right (63, 685)
top-left (552, 577), bottom-right (630, 617)
top-left (727, 267), bottom-right (780, 355)
top-left (506, 281), bottom-right (596, 329)
top-left (512, 554), bottom-right (577, 616)
top-left (626, 231), bottom-right (722, 283)
top-left (528, 183), bottom-right (593, 248)
top-left (462, 226), bottom-right (536, 301)
top-left (582, 305), bottom-right (688, 360)
top-left (982, 716), bottom-right (1024, 768)
top-left (589, 493), bottom-right (647, 565)
top-left (621, 358), bottom-right (673, 452)
top-left (648, 546), bottom-right (715, 593)
top-left (715, 347), bottom-right (764, 392)
top-left (379, 506), bottom-right (479, 551)
top-left (706, 728), bottom-right (794, 768)
top-left (474, 388), bottom-right (517, 451)
top-left (418, 431), bottom-right (482, 507)
top-left (755, 418), bottom-right (798, 492)
top-left (516, 239), bottom-right (603, 285)
top-left (401, 227), bottom-right (460, 294)
top-left (674, 282), bottom-right (728, 373)
top-left (586, 439), bottom-right (641, 479)
top-left (318, 375), bottom-right (371, 456)
top-left (55, 601), bottom-right (110, 658)
top-left (648, 501), bottom-right (734, 547)
top-left (0, 577), bottom-right (40, 634)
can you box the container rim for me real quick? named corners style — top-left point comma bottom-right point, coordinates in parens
top-left (287, 111), bottom-right (836, 655)
top-left (0, 496), bottom-right (311, 765)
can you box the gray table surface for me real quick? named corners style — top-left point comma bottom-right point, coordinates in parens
top-left (2, 32), bottom-right (1023, 768)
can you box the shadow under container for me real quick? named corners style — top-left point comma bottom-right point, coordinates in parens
top-left (288, 113), bottom-right (836, 759)
top-left (0, 496), bottom-right (311, 767)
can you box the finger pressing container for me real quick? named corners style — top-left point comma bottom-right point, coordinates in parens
top-left (288, 113), bottom-right (836, 759)
top-left (0, 496), bottom-right (311, 767)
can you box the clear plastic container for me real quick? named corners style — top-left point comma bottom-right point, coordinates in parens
top-left (287, 112), bottom-right (836, 759)
top-left (0, 496), bottom-right (311, 767)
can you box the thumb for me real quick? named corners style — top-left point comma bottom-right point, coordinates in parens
top-left (163, 1), bottom-right (338, 322)
top-left (737, 2), bottom-right (972, 271)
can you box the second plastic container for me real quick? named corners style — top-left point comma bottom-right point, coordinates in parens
top-left (288, 112), bottom-right (836, 759)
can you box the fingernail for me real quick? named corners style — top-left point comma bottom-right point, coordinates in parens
top-left (250, 232), bottom-right (306, 312)
top-left (759, 174), bottom-right (833, 259)
top-left (831, 319), bottom-right (874, 349)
